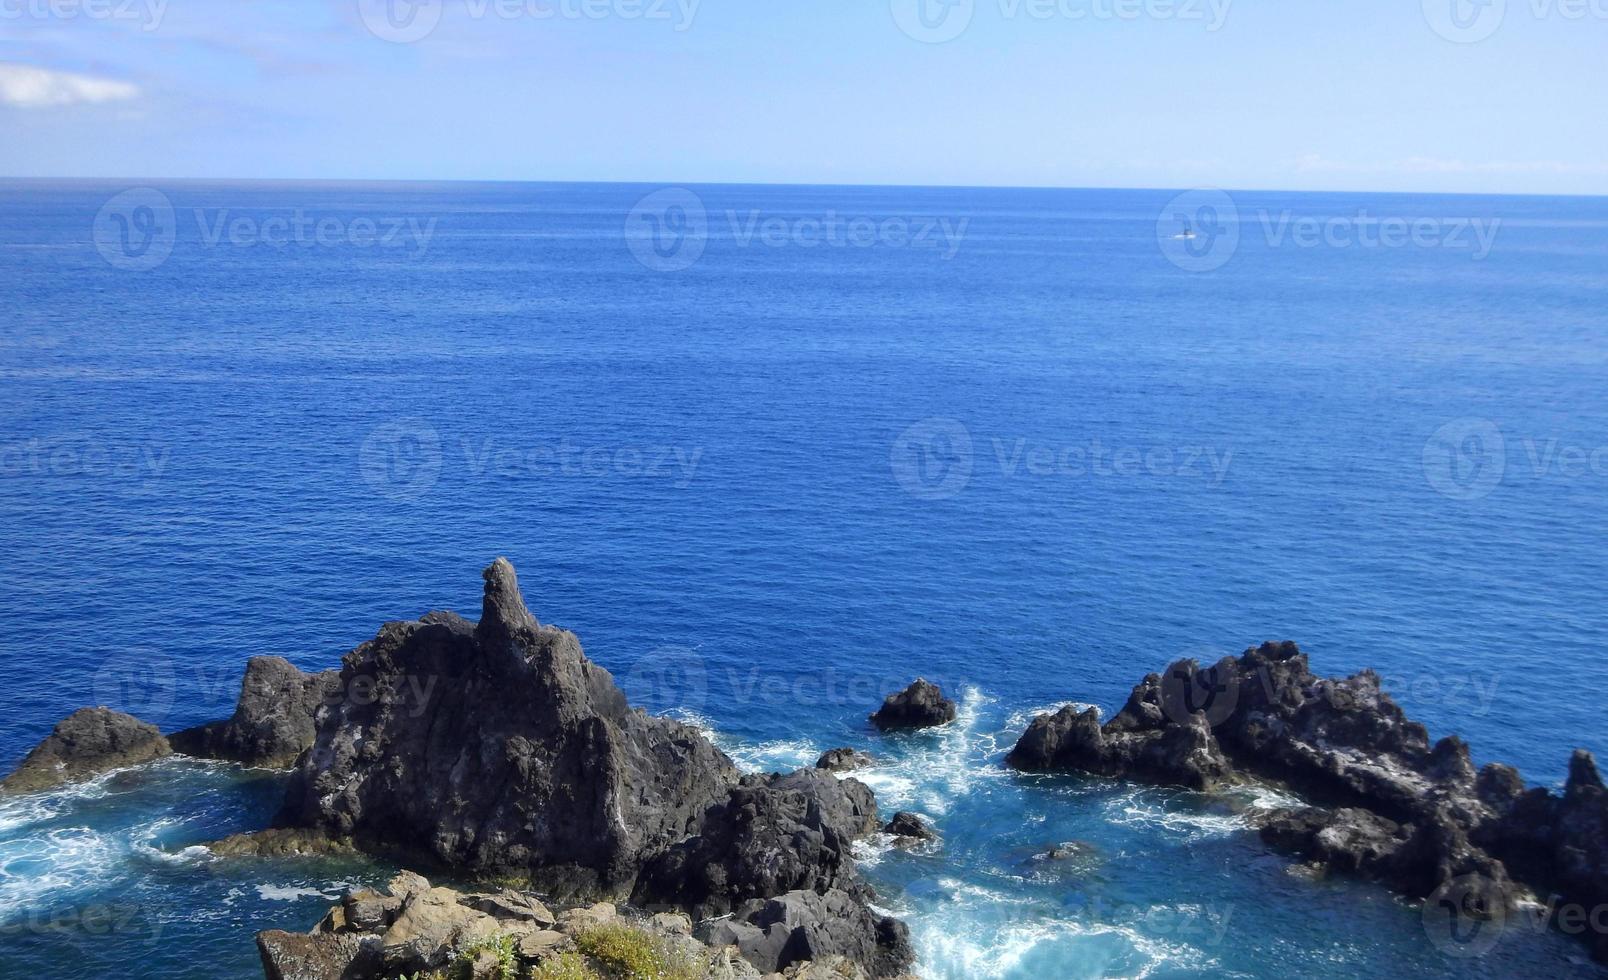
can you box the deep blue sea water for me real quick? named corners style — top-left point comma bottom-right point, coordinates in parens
top-left (0, 180), bottom-right (1605, 978)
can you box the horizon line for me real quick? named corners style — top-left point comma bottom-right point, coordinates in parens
top-left (1, 175), bottom-right (1605, 201)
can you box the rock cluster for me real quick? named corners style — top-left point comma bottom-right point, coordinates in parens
top-left (258, 871), bottom-right (909, 980)
top-left (259, 559), bottom-right (912, 976)
top-left (1008, 640), bottom-right (1608, 963)
top-left (0, 707), bottom-right (171, 794)
top-left (869, 680), bottom-right (956, 731)
top-left (275, 559), bottom-right (743, 898)
top-left (632, 768), bottom-right (882, 918)
top-left (171, 656), bottom-right (342, 768)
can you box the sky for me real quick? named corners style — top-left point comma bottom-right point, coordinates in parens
top-left (0, 0), bottom-right (1604, 194)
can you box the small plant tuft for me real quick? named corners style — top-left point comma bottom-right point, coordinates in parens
top-left (450, 932), bottom-right (522, 980)
top-left (574, 924), bottom-right (702, 980)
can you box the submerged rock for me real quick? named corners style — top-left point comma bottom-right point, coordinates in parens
top-left (869, 679), bottom-right (956, 731)
top-left (1, 707), bottom-right (171, 794)
top-left (171, 656), bottom-right (341, 768)
top-left (883, 811), bottom-right (936, 842)
top-left (816, 747), bottom-right (874, 772)
top-left (276, 558), bottom-right (740, 897)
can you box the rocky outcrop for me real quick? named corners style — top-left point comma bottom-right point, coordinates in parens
top-left (633, 769), bottom-right (882, 918)
top-left (1, 707), bottom-right (171, 794)
top-left (263, 559), bottom-right (909, 976)
top-left (276, 558), bottom-right (741, 897)
top-left (1477, 749), bottom-right (1608, 962)
top-left (1007, 704), bottom-right (1229, 790)
top-left (259, 872), bottom-right (906, 980)
top-left (816, 747), bottom-right (874, 772)
top-left (698, 889), bottom-right (914, 978)
top-left (171, 656), bottom-right (341, 768)
top-left (869, 679), bottom-right (956, 731)
top-left (1009, 641), bottom-right (1608, 963)
top-left (883, 812), bottom-right (936, 842)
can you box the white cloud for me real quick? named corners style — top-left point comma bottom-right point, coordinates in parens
top-left (0, 63), bottom-right (140, 108)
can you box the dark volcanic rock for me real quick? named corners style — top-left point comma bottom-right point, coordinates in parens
top-left (883, 811), bottom-right (936, 842)
top-left (1006, 704), bottom-right (1229, 790)
top-left (633, 768), bottom-right (880, 918)
top-left (869, 679), bottom-right (956, 731)
top-left (817, 747), bottom-right (874, 772)
top-left (1007, 643), bottom-right (1460, 811)
top-left (1011, 641), bottom-right (1608, 964)
top-left (697, 889), bottom-right (914, 978)
top-left (2, 707), bottom-right (171, 794)
top-left (171, 656), bottom-right (342, 768)
top-left (276, 559), bottom-right (740, 897)
top-left (1479, 749), bottom-right (1608, 963)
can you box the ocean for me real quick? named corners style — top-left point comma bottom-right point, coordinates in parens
top-left (1, 180), bottom-right (1605, 978)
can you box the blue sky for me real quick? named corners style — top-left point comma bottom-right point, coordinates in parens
top-left (0, 0), bottom-right (1604, 194)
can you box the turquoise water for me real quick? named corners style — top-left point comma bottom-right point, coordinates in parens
top-left (1, 181), bottom-right (1605, 977)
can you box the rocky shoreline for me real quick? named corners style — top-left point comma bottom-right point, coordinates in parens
top-left (1007, 640), bottom-right (1608, 965)
top-left (4, 562), bottom-right (1606, 974)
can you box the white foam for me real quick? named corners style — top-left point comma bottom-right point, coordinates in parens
top-left (255, 881), bottom-right (355, 903)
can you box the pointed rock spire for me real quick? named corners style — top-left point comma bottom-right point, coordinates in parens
top-left (1567, 748), bottom-right (1603, 794)
top-left (476, 557), bottom-right (538, 652)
